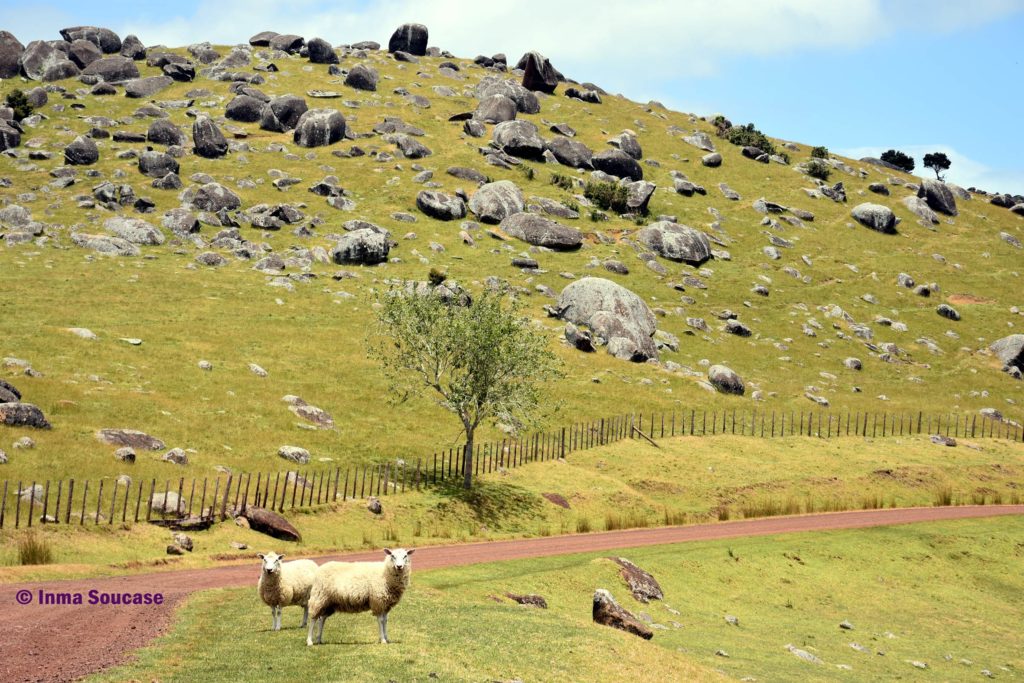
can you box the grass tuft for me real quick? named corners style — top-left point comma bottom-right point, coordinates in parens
top-left (18, 532), bottom-right (54, 565)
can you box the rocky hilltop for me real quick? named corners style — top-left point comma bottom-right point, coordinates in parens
top-left (2, 22), bottom-right (1024, 476)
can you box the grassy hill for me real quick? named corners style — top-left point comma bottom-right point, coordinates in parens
top-left (2, 39), bottom-right (1024, 488)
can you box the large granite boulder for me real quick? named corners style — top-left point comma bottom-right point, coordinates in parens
top-left (592, 149), bottom-right (642, 181)
top-left (493, 119), bottom-right (545, 160)
top-left (851, 203), bottom-right (897, 233)
top-left (476, 77), bottom-right (540, 114)
top-left (0, 121), bottom-right (21, 151)
top-left (104, 217), bottom-right (164, 245)
top-left (416, 191), bottom-right (466, 221)
top-left (474, 94), bottom-right (517, 123)
top-left (306, 37), bottom-right (338, 64)
top-left (519, 51), bottom-right (558, 93)
top-left (240, 506), bottom-right (301, 542)
top-left (19, 40), bottom-right (79, 81)
top-left (138, 150), bottom-right (180, 177)
top-left (293, 108), bottom-right (345, 147)
top-left (225, 95), bottom-right (264, 122)
top-left (557, 277), bottom-right (658, 360)
top-left (192, 116), bottom-right (228, 158)
top-left (0, 403), bottom-right (51, 429)
top-left (990, 334), bottom-right (1024, 371)
top-left (918, 178), bottom-right (958, 216)
top-left (269, 34), bottom-right (304, 54)
top-left (637, 221), bottom-right (711, 264)
top-left (59, 26), bottom-right (121, 53)
top-left (387, 23), bottom-right (428, 56)
top-left (259, 95), bottom-right (308, 133)
top-left (0, 31), bottom-right (24, 79)
top-left (546, 136), bottom-right (593, 169)
top-left (468, 180), bottom-right (525, 223)
top-left (124, 75), bottom-right (173, 98)
top-left (81, 55), bottom-right (139, 82)
top-left (67, 39), bottom-right (102, 69)
top-left (184, 182), bottom-right (242, 212)
top-left (64, 135), bottom-right (99, 165)
top-left (120, 34), bottom-right (146, 60)
top-left (331, 229), bottom-right (389, 264)
top-left (500, 213), bottom-right (582, 250)
top-left (708, 365), bottom-right (745, 395)
top-left (344, 64), bottom-right (378, 91)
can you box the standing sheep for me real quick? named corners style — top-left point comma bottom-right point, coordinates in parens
top-left (257, 552), bottom-right (319, 631)
top-left (306, 548), bottom-right (415, 646)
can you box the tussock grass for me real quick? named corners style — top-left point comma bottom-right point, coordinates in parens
top-left (18, 532), bottom-right (53, 565)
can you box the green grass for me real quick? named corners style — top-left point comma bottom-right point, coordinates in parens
top-left (90, 516), bottom-right (1024, 682)
top-left (3, 434), bottom-right (1021, 582)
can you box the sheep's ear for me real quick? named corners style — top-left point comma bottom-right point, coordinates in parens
top-left (278, 554), bottom-right (285, 560)
top-left (257, 553), bottom-right (265, 559)
top-left (383, 548), bottom-right (393, 557)
top-left (406, 549), bottom-right (415, 556)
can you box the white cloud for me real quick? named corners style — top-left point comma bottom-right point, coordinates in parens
top-left (838, 144), bottom-right (1024, 195)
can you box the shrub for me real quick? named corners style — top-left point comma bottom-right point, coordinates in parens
top-left (549, 172), bottom-right (574, 191)
top-left (724, 123), bottom-right (776, 155)
top-left (18, 532), bottom-right (53, 565)
top-left (564, 199), bottom-right (580, 214)
top-left (5, 89), bottom-right (33, 122)
top-left (806, 159), bottom-right (831, 181)
top-left (810, 145), bottom-right (829, 159)
top-left (427, 267), bottom-right (447, 286)
top-left (520, 166), bottom-right (535, 182)
top-left (588, 210), bottom-right (607, 222)
top-left (880, 149), bottom-right (915, 173)
top-left (583, 180), bottom-right (630, 214)
top-left (777, 151), bottom-right (791, 165)
top-left (710, 114), bottom-right (732, 135)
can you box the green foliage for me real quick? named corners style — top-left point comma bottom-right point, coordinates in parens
top-left (810, 145), bottom-right (829, 159)
top-left (18, 532), bottom-right (54, 565)
top-left (583, 180), bottom-right (631, 214)
top-left (923, 151), bottom-right (951, 180)
top-left (370, 286), bottom-right (563, 488)
top-left (5, 89), bottom-right (33, 122)
top-left (427, 267), bottom-right (447, 286)
top-left (806, 159), bottom-right (831, 181)
top-left (881, 149), bottom-right (915, 173)
top-left (520, 165), bottom-right (535, 182)
top-left (724, 123), bottom-right (776, 155)
top-left (710, 114), bottom-right (732, 134)
top-left (777, 151), bottom-right (791, 165)
top-left (564, 199), bottom-right (580, 214)
top-left (588, 210), bottom-right (607, 222)
top-left (549, 172), bottom-right (575, 191)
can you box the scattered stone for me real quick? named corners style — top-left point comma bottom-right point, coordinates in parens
top-left (611, 557), bottom-right (663, 603)
top-left (708, 365), bottom-right (745, 395)
top-left (278, 445), bottom-right (310, 464)
top-left (851, 203), bottom-right (896, 233)
top-left (97, 429), bottom-right (165, 451)
top-left (0, 403), bottom-right (51, 429)
top-left (162, 448), bottom-right (188, 465)
top-left (367, 495), bottom-right (383, 514)
top-left (240, 506), bottom-right (302, 541)
top-left (786, 644), bottom-right (823, 665)
top-left (506, 593), bottom-right (548, 608)
top-left (592, 589), bottom-right (653, 639)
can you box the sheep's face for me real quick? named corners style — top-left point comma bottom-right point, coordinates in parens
top-left (258, 552), bottom-right (284, 574)
top-left (384, 548), bottom-right (414, 572)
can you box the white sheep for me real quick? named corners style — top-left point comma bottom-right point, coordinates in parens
top-left (257, 552), bottom-right (319, 631)
top-left (306, 548), bottom-right (414, 646)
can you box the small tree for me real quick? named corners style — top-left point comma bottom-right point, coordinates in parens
top-left (810, 146), bottom-right (829, 159)
top-left (923, 152), bottom-right (951, 180)
top-left (369, 282), bottom-right (562, 489)
top-left (4, 89), bottom-right (33, 122)
top-left (880, 149), bottom-right (915, 173)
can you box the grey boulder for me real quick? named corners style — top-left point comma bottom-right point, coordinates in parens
top-left (293, 108), bottom-right (346, 147)
top-left (147, 119), bottom-right (186, 146)
top-left (557, 277), bottom-right (658, 361)
top-left (124, 76), bottom-right (173, 98)
top-left (546, 136), bottom-right (593, 169)
top-left (592, 149), bottom-right (642, 181)
top-left (0, 30), bottom-right (23, 79)
top-left (474, 94), bottom-right (517, 123)
top-left (388, 23), bottom-right (428, 56)
top-left (185, 182), bottom-right (242, 212)
top-left (259, 95), bottom-right (308, 133)
top-left (519, 51), bottom-right (558, 93)
top-left (637, 221), bottom-right (711, 265)
top-left (59, 26), bottom-right (121, 53)
top-left (64, 135), bottom-right (99, 165)
top-left (708, 365), bottom-right (745, 395)
top-left (306, 37), bottom-right (338, 64)
top-left (918, 178), bottom-right (958, 216)
top-left (344, 64), bottom-right (378, 91)
top-left (104, 217), bottom-right (164, 245)
top-left (416, 191), bottom-right (466, 221)
top-left (500, 213), bottom-right (582, 250)
top-left (138, 150), bottom-right (179, 178)
top-left (225, 95), bottom-right (264, 122)
top-left (82, 55), bottom-right (139, 82)
top-left (851, 203), bottom-right (897, 233)
top-left (331, 228), bottom-right (390, 264)
top-left (192, 116), bottom-right (228, 158)
top-left (493, 120), bottom-right (545, 160)
top-left (468, 180), bottom-right (525, 223)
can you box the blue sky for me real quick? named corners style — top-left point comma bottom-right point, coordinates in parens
top-left (6, 0), bottom-right (1023, 193)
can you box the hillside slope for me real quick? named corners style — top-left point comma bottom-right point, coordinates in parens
top-left (2, 24), bottom-right (1024, 481)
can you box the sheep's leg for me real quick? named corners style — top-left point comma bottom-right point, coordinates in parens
top-left (378, 611), bottom-right (389, 644)
top-left (306, 616), bottom-right (317, 646)
top-left (300, 605), bottom-right (308, 628)
top-left (317, 616), bottom-right (325, 644)
top-left (273, 606), bottom-right (282, 631)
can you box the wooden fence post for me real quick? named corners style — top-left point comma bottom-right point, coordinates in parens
top-left (221, 475), bottom-right (233, 521)
top-left (0, 480), bottom-right (7, 529)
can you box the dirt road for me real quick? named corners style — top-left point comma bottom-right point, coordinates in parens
top-left (1, 505), bottom-right (1020, 682)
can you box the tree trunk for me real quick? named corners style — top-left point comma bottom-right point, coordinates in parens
top-left (462, 432), bottom-right (474, 489)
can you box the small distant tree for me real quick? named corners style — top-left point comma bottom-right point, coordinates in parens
top-left (4, 89), bottom-right (33, 122)
top-left (880, 149), bottom-right (915, 173)
top-left (805, 159), bottom-right (831, 181)
top-left (369, 283), bottom-right (563, 489)
top-left (810, 146), bottom-right (829, 159)
top-left (923, 152), bottom-right (951, 180)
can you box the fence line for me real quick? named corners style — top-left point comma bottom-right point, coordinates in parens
top-left (2, 409), bottom-right (1021, 529)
